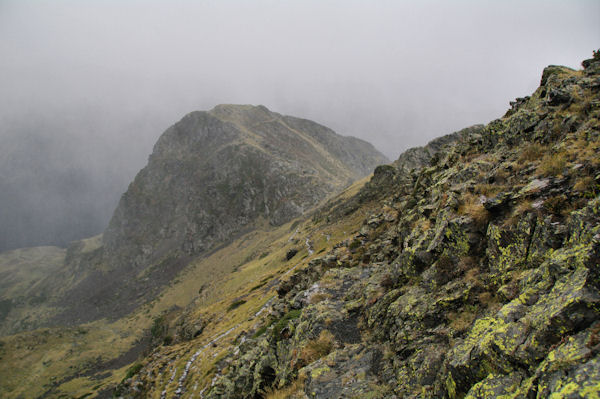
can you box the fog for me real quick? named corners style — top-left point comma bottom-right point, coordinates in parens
top-left (0, 0), bottom-right (598, 251)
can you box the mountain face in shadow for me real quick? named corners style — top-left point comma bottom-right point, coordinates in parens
top-left (103, 104), bottom-right (388, 271)
top-left (0, 104), bottom-right (388, 333)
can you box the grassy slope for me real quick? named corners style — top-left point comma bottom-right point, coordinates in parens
top-left (0, 245), bottom-right (66, 335)
top-left (117, 176), bottom-right (376, 399)
top-left (0, 235), bottom-right (109, 336)
top-left (0, 175), bottom-right (373, 398)
top-left (0, 246), bottom-right (66, 298)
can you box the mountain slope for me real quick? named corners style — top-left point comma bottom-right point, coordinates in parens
top-left (104, 104), bottom-right (387, 272)
top-left (83, 104), bottom-right (387, 323)
top-left (0, 105), bottom-right (387, 333)
top-left (118, 54), bottom-right (600, 398)
top-left (2, 55), bottom-right (599, 398)
top-left (0, 106), bottom-right (387, 397)
top-left (0, 246), bottom-right (65, 334)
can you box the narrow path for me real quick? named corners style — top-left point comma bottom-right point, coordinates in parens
top-left (165, 326), bottom-right (236, 399)
top-left (288, 227), bottom-right (299, 242)
top-left (305, 237), bottom-right (314, 255)
top-left (169, 230), bottom-right (318, 398)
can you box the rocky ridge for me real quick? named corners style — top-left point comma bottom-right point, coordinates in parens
top-left (392, 124), bottom-right (484, 171)
top-left (95, 104), bottom-right (386, 320)
top-left (120, 53), bottom-right (600, 398)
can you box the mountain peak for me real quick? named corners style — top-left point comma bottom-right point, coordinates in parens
top-left (38, 106), bottom-right (387, 324)
top-left (209, 103), bottom-right (272, 119)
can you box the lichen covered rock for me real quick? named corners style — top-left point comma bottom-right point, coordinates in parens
top-left (119, 54), bottom-right (600, 399)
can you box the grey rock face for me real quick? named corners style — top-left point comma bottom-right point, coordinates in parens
top-left (393, 124), bottom-right (484, 171)
top-left (103, 104), bottom-right (388, 271)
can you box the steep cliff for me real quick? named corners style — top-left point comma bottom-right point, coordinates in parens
top-left (103, 104), bottom-right (387, 272)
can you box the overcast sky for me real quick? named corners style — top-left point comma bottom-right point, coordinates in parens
top-left (2, 0), bottom-right (599, 159)
top-left (0, 0), bottom-right (599, 249)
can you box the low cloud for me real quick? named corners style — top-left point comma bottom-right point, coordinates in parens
top-left (0, 0), bottom-right (598, 250)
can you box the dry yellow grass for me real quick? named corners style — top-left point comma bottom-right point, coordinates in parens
top-left (309, 292), bottom-right (332, 304)
top-left (501, 199), bottom-right (535, 227)
top-left (411, 217), bottom-right (432, 232)
top-left (447, 310), bottom-right (476, 333)
top-left (474, 183), bottom-right (506, 197)
top-left (515, 199), bottom-right (533, 214)
top-left (264, 376), bottom-right (306, 399)
top-left (458, 193), bottom-right (490, 227)
top-left (536, 152), bottom-right (567, 177)
top-left (519, 143), bottom-right (546, 162)
top-left (494, 167), bottom-right (511, 183)
top-left (574, 176), bottom-right (595, 193)
top-left (299, 330), bottom-right (335, 366)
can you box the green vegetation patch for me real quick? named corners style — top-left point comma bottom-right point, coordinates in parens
top-left (253, 326), bottom-right (268, 338)
top-left (124, 363), bottom-right (143, 380)
top-left (0, 299), bottom-right (13, 321)
top-left (227, 299), bottom-right (247, 312)
top-left (272, 309), bottom-right (301, 339)
top-left (150, 315), bottom-right (166, 338)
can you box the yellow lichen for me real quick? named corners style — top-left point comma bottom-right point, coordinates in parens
top-left (310, 365), bottom-right (331, 379)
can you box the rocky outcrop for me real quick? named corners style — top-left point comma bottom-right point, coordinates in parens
top-left (121, 54), bottom-right (600, 398)
top-left (393, 124), bottom-right (484, 171)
